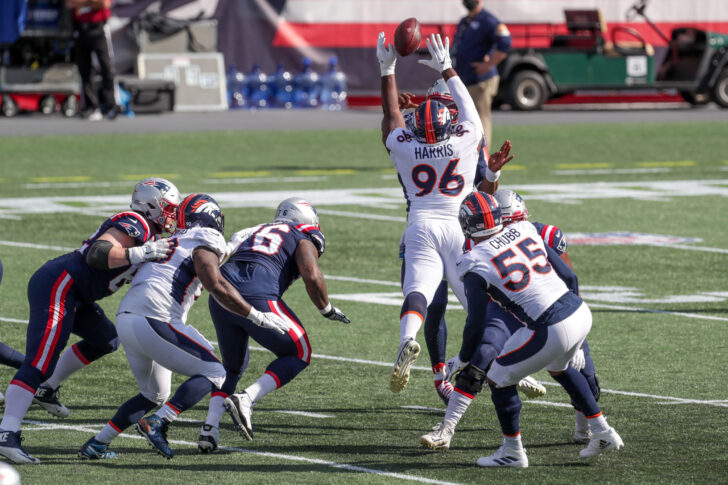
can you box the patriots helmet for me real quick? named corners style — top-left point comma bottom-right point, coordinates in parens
top-left (274, 197), bottom-right (320, 228)
top-left (459, 191), bottom-right (503, 238)
top-left (413, 98), bottom-right (452, 144)
top-left (494, 189), bottom-right (529, 223)
top-left (130, 177), bottom-right (181, 233)
top-left (426, 79), bottom-right (459, 125)
top-left (176, 193), bottom-right (225, 234)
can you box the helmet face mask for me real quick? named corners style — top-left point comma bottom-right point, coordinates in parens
top-left (274, 197), bottom-right (320, 228)
top-left (130, 177), bottom-right (181, 233)
top-left (413, 99), bottom-right (452, 144)
top-left (494, 189), bottom-right (529, 223)
top-left (176, 193), bottom-right (225, 234)
top-left (459, 192), bottom-right (503, 238)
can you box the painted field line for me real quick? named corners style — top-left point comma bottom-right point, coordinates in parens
top-left (274, 410), bottom-right (334, 419)
top-left (554, 168), bottom-right (670, 176)
top-left (0, 240), bottom-right (75, 252)
top-left (317, 209), bottom-right (406, 222)
top-left (588, 302), bottom-right (728, 322)
top-left (0, 316), bottom-right (28, 324)
top-left (21, 419), bottom-right (461, 485)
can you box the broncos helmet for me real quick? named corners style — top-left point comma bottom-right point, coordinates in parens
top-left (176, 193), bottom-right (225, 234)
top-left (425, 79), bottom-right (459, 125)
top-left (494, 189), bottom-right (529, 223)
top-left (130, 177), bottom-right (181, 232)
top-left (413, 99), bottom-right (452, 144)
top-left (459, 191), bottom-right (503, 238)
top-left (274, 197), bottom-right (320, 227)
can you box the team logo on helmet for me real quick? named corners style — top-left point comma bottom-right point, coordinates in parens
top-left (458, 192), bottom-right (502, 238)
top-left (414, 99), bottom-right (452, 144)
top-left (130, 177), bottom-right (180, 233)
top-left (177, 193), bottom-right (225, 234)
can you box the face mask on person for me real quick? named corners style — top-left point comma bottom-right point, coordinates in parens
top-left (463, 0), bottom-right (479, 11)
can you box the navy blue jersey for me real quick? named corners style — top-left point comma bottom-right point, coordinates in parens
top-left (43, 211), bottom-right (152, 302)
top-left (222, 222), bottom-right (325, 300)
top-left (531, 221), bottom-right (568, 255)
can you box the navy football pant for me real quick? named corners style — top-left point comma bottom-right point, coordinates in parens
top-left (0, 342), bottom-right (24, 369)
top-left (12, 267), bottom-right (119, 391)
top-left (209, 297), bottom-right (309, 396)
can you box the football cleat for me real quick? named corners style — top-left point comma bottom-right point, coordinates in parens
top-left (420, 420), bottom-right (456, 451)
top-left (579, 427), bottom-right (624, 459)
top-left (389, 338), bottom-right (420, 393)
top-left (574, 428), bottom-right (592, 445)
top-left (0, 429), bottom-right (40, 464)
top-left (198, 424), bottom-right (219, 454)
top-left (517, 376), bottom-right (547, 399)
top-left (224, 392), bottom-right (254, 441)
top-left (136, 415), bottom-right (174, 459)
top-left (435, 380), bottom-right (454, 405)
top-left (78, 437), bottom-right (117, 460)
top-left (476, 444), bottom-right (528, 468)
top-left (33, 385), bottom-right (70, 418)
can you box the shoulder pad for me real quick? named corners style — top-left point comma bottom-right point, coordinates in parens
top-left (536, 222), bottom-right (567, 255)
top-left (297, 224), bottom-right (326, 256)
top-left (456, 251), bottom-right (478, 281)
top-left (186, 227), bottom-right (227, 258)
top-left (109, 211), bottom-right (151, 243)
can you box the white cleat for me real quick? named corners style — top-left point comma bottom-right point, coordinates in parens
top-left (579, 427), bottom-right (624, 459)
top-left (389, 338), bottom-right (420, 393)
top-left (224, 392), bottom-right (254, 441)
top-left (574, 427), bottom-right (592, 444)
top-left (0, 430), bottom-right (40, 464)
top-left (476, 444), bottom-right (528, 468)
top-left (517, 376), bottom-right (547, 399)
top-left (420, 420), bottom-right (455, 451)
top-left (33, 385), bottom-right (70, 418)
top-left (197, 424), bottom-right (219, 453)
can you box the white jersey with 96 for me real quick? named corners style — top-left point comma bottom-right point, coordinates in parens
top-left (386, 121), bottom-right (480, 224)
top-left (117, 226), bottom-right (227, 325)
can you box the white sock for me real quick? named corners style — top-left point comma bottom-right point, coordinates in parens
top-left (154, 402), bottom-right (180, 423)
top-left (504, 432), bottom-right (523, 450)
top-left (245, 373), bottom-right (278, 404)
top-left (587, 413), bottom-right (609, 433)
top-left (399, 312), bottom-right (423, 341)
top-left (205, 394), bottom-right (226, 427)
top-left (43, 346), bottom-right (88, 390)
top-left (443, 389), bottom-right (473, 426)
top-left (575, 410), bottom-right (588, 432)
top-left (95, 421), bottom-right (121, 444)
top-left (0, 383), bottom-right (35, 432)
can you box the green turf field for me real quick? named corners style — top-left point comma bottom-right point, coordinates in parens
top-left (0, 120), bottom-right (726, 484)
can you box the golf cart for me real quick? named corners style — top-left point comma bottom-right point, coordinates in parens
top-left (498, 0), bottom-right (728, 110)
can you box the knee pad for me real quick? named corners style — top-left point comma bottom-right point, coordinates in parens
top-left (141, 389), bottom-right (169, 406)
top-left (204, 363), bottom-right (227, 390)
top-left (401, 292), bottom-right (427, 318)
top-left (455, 364), bottom-right (487, 396)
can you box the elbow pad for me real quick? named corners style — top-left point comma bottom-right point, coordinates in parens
top-left (495, 34), bottom-right (512, 53)
top-left (86, 240), bottom-right (114, 269)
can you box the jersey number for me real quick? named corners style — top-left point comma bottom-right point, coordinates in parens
top-left (251, 224), bottom-right (291, 255)
top-left (411, 159), bottom-right (464, 197)
top-left (491, 237), bottom-right (552, 292)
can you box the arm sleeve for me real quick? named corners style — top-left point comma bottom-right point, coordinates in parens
top-left (446, 75), bottom-right (484, 139)
top-left (459, 271), bottom-right (490, 362)
top-left (545, 245), bottom-right (579, 294)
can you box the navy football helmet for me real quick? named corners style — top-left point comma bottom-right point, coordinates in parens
top-left (494, 189), bottom-right (529, 223)
top-left (459, 191), bottom-right (502, 238)
top-left (130, 177), bottom-right (180, 233)
top-left (413, 99), bottom-right (452, 144)
top-left (176, 193), bottom-right (225, 234)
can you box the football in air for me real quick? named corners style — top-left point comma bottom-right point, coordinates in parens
top-left (394, 17), bottom-right (422, 57)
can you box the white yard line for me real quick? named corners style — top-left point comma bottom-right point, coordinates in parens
top-left (21, 419), bottom-right (461, 485)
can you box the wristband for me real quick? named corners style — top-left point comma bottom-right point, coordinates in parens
top-left (485, 166), bottom-right (500, 183)
top-left (320, 302), bottom-right (333, 315)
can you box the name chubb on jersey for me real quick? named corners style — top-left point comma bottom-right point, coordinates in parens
top-left (414, 143), bottom-right (454, 160)
top-left (487, 227), bottom-right (521, 250)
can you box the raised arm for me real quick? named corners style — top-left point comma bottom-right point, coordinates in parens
top-left (378, 32), bottom-right (406, 146)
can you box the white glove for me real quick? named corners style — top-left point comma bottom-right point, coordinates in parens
top-left (376, 32), bottom-right (396, 76)
top-left (445, 355), bottom-right (469, 382)
top-left (247, 307), bottom-right (292, 335)
top-left (320, 303), bottom-right (351, 324)
top-left (418, 34), bottom-right (452, 73)
top-left (570, 346), bottom-right (586, 371)
top-left (127, 238), bottom-right (173, 265)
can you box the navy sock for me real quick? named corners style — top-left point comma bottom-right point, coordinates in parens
top-left (423, 283), bottom-right (448, 367)
top-left (489, 383), bottom-right (522, 436)
top-left (110, 393), bottom-right (157, 431)
top-left (168, 375), bottom-right (214, 414)
top-left (552, 366), bottom-right (601, 417)
top-left (0, 342), bottom-right (24, 369)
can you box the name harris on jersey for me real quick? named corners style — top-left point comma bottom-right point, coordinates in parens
top-left (414, 144), bottom-right (454, 160)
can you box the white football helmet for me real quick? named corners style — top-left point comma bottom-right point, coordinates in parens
top-left (426, 79), bottom-right (451, 97)
top-left (425, 79), bottom-right (459, 125)
top-left (274, 197), bottom-right (320, 227)
top-left (130, 177), bottom-right (181, 233)
top-left (493, 189), bottom-right (529, 223)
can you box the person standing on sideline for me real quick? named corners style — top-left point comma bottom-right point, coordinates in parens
top-left (452, 0), bottom-right (511, 146)
top-left (66, 0), bottom-right (120, 120)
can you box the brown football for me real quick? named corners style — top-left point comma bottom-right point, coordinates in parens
top-left (394, 18), bottom-right (422, 57)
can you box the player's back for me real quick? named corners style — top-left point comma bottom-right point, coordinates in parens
top-left (457, 221), bottom-right (580, 327)
top-left (47, 211), bottom-right (152, 302)
top-left (118, 227), bottom-right (226, 324)
top-left (223, 222), bottom-right (324, 300)
top-left (386, 123), bottom-right (480, 223)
